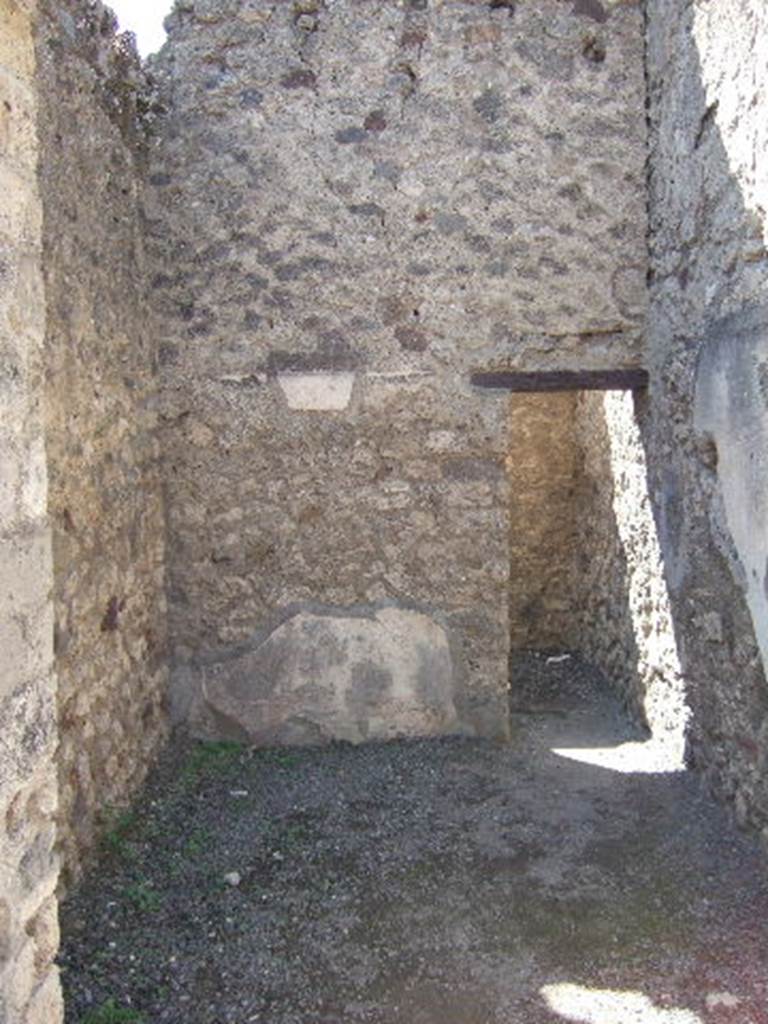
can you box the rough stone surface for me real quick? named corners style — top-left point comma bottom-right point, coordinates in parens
top-left (146, 0), bottom-right (648, 744)
top-left (189, 605), bottom-right (460, 745)
top-left (147, 0), bottom-right (647, 371)
top-left (575, 391), bottom-right (689, 764)
top-left (160, 368), bottom-right (512, 742)
top-left (646, 0), bottom-right (768, 830)
top-left (35, 0), bottom-right (170, 885)
top-left (0, 0), bottom-right (63, 1019)
top-left (3, 0), bottom-right (768, 1016)
top-left (507, 392), bottom-right (581, 653)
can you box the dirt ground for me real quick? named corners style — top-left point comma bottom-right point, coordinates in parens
top-left (59, 655), bottom-right (768, 1024)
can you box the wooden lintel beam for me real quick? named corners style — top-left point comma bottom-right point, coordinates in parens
top-left (470, 368), bottom-right (650, 392)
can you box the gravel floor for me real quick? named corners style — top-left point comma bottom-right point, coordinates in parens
top-left (59, 655), bottom-right (768, 1024)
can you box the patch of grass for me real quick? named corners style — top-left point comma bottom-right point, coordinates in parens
top-left (80, 998), bottom-right (144, 1024)
top-left (275, 750), bottom-right (300, 768)
top-left (260, 748), bottom-right (301, 769)
top-left (100, 806), bottom-right (138, 860)
top-left (123, 878), bottom-right (162, 914)
top-left (139, 813), bottom-right (165, 841)
top-left (182, 740), bottom-right (244, 781)
top-left (280, 822), bottom-right (310, 846)
top-left (183, 826), bottom-right (213, 859)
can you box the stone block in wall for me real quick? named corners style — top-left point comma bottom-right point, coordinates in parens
top-left (0, 67), bottom-right (37, 171)
top-left (0, 1), bottom-right (35, 80)
top-left (187, 605), bottom-right (465, 745)
top-left (0, 685), bottom-right (61, 1024)
top-left (20, 970), bottom-right (64, 1024)
top-left (0, 162), bottom-right (41, 245)
top-left (277, 371), bottom-right (356, 411)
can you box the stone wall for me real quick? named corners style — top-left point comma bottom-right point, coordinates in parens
top-left (35, 0), bottom-right (169, 884)
top-left (146, 0), bottom-right (648, 744)
top-left (1, 0), bottom-right (766, 1014)
top-left (574, 390), bottom-right (688, 763)
top-left (646, 0), bottom-right (768, 828)
top-left (0, 0), bottom-right (63, 1019)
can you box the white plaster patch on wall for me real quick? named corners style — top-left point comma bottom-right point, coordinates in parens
top-left (193, 606), bottom-right (460, 746)
top-left (277, 372), bottom-right (355, 411)
top-left (694, 325), bottom-right (768, 675)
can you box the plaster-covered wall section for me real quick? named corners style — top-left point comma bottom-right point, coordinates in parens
top-left (647, 0), bottom-right (768, 830)
top-left (147, 0), bottom-right (648, 744)
top-left (36, 0), bottom-right (169, 883)
top-left (0, 1), bottom-right (63, 1019)
top-left (694, 307), bottom-right (768, 678)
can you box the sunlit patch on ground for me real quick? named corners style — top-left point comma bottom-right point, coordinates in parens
top-left (541, 983), bottom-right (702, 1023)
top-left (551, 739), bottom-right (686, 774)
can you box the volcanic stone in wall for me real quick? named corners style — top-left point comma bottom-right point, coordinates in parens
top-left (189, 606), bottom-right (460, 745)
top-left (147, 0), bottom-right (648, 373)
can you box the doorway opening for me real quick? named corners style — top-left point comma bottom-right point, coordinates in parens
top-left (474, 369), bottom-right (689, 769)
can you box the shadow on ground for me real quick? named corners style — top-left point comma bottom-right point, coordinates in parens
top-left (59, 657), bottom-right (768, 1024)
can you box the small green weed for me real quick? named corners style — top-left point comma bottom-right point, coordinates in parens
top-left (184, 826), bottom-right (212, 859)
top-left (280, 822), bottom-right (310, 846)
top-left (167, 860), bottom-right (182, 881)
top-left (140, 815), bottom-right (164, 841)
top-left (100, 806), bottom-right (138, 860)
top-left (123, 878), bottom-right (162, 913)
top-left (265, 749), bottom-right (300, 769)
top-left (81, 998), bottom-right (144, 1024)
top-left (182, 740), bottom-right (244, 781)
